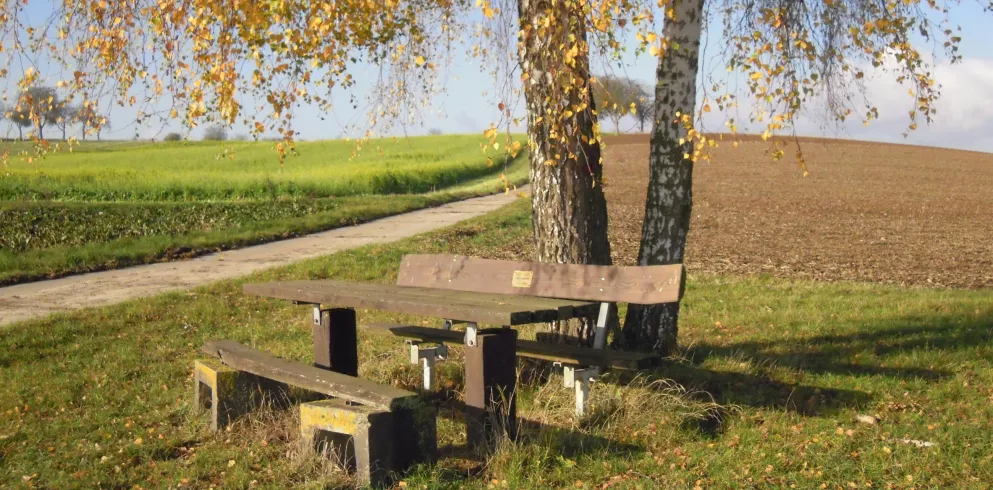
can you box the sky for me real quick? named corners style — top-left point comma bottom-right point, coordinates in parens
top-left (5, 2), bottom-right (993, 153)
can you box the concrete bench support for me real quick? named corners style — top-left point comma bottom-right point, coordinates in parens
top-left (198, 340), bottom-right (438, 482)
top-left (301, 399), bottom-right (394, 488)
top-left (194, 359), bottom-right (287, 430)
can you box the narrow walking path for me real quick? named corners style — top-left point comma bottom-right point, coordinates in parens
top-left (0, 191), bottom-right (523, 327)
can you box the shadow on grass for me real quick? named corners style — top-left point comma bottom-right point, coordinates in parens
top-left (686, 310), bottom-right (993, 378)
top-left (631, 309), bottom-right (993, 417)
top-left (433, 394), bottom-right (642, 463)
top-left (623, 366), bottom-right (872, 418)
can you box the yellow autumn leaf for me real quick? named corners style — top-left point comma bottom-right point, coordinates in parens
top-left (415, 56), bottom-right (425, 66)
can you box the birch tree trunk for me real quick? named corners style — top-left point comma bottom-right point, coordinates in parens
top-left (621, 0), bottom-right (704, 355)
top-left (519, 0), bottom-right (613, 343)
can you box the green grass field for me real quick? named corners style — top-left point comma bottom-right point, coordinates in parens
top-left (0, 136), bottom-right (523, 201)
top-left (2, 200), bottom-right (991, 488)
top-left (0, 135), bottom-right (528, 284)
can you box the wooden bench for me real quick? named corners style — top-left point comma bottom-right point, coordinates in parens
top-left (195, 340), bottom-right (436, 487)
top-left (386, 254), bottom-right (685, 414)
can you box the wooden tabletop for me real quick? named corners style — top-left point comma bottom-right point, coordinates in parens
top-left (244, 280), bottom-right (599, 325)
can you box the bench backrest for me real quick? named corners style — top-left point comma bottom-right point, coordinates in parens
top-left (396, 254), bottom-right (684, 304)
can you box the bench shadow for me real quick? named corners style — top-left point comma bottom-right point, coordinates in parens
top-left (616, 365), bottom-right (873, 417)
top-left (433, 395), bottom-right (642, 462)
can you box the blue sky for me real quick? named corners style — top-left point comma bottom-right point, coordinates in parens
top-left (5, 2), bottom-right (993, 152)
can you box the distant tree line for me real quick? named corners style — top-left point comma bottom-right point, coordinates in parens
top-left (592, 74), bottom-right (653, 134)
top-left (1, 86), bottom-right (111, 141)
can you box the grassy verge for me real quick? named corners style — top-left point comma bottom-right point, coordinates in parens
top-left (2, 200), bottom-right (991, 488)
top-left (0, 145), bottom-right (528, 285)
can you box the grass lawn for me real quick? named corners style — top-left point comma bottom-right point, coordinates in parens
top-left (2, 200), bottom-right (992, 488)
top-left (0, 136), bottom-right (523, 201)
top-left (0, 135), bottom-right (528, 285)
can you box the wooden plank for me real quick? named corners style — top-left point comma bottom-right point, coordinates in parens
top-left (465, 328), bottom-right (517, 452)
top-left (373, 325), bottom-right (657, 370)
top-left (202, 340), bottom-right (414, 410)
top-left (243, 280), bottom-right (594, 325)
top-left (296, 280), bottom-right (593, 319)
top-left (245, 281), bottom-right (527, 324)
top-left (396, 254), bottom-right (685, 304)
top-left (313, 308), bottom-right (358, 376)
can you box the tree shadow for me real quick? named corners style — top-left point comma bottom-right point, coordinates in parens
top-left (684, 308), bottom-right (993, 380)
top-left (621, 308), bottom-right (993, 417)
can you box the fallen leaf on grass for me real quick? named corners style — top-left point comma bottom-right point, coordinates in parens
top-left (893, 438), bottom-right (937, 448)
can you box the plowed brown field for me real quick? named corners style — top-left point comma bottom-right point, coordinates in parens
top-left (600, 134), bottom-right (993, 288)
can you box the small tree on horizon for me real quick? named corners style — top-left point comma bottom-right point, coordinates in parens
top-left (592, 75), bottom-right (643, 135)
top-left (202, 125), bottom-right (228, 141)
top-left (55, 104), bottom-right (79, 140)
top-left (2, 103), bottom-right (33, 140)
top-left (6, 87), bottom-right (65, 140)
top-left (76, 104), bottom-right (108, 141)
top-left (631, 84), bottom-right (653, 134)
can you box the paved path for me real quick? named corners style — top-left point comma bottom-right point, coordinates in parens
top-left (0, 191), bottom-right (522, 327)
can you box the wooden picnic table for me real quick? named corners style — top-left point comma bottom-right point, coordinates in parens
top-left (244, 279), bottom-right (599, 326)
top-left (243, 279), bottom-right (599, 450)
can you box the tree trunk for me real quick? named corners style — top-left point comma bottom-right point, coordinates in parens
top-left (614, 115), bottom-right (622, 135)
top-left (17, 126), bottom-right (22, 140)
top-left (621, 0), bottom-right (704, 356)
top-left (519, 0), bottom-right (613, 344)
top-left (37, 124), bottom-right (43, 140)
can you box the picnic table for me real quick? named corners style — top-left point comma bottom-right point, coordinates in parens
top-left (243, 278), bottom-right (601, 449)
top-left (194, 254), bottom-right (682, 485)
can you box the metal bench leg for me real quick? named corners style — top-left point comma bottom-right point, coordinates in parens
top-left (562, 365), bottom-right (576, 388)
top-left (464, 324), bottom-right (518, 453)
top-left (567, 367), bottom-right (600, 416)
top-left (593, 302), bottom-right (614, 349)
top-left (407, 341), bottom-right (448, 392)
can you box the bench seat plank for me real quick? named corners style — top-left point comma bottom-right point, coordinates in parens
top-left (202, 340), bottom-right (414, 410)
top-left (373, 325), bottom-right (657, 370)
top-left (243, 280), bottom-right (596, 325)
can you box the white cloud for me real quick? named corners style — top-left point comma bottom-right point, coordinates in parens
top-left (694, 54), bottom-right (993, 153)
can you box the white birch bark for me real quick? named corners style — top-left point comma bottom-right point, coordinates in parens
top-left (621, 0), bottom-right (704, 355)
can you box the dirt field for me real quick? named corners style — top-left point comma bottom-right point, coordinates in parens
top-left (601, 134), bottom-right (993, 289)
